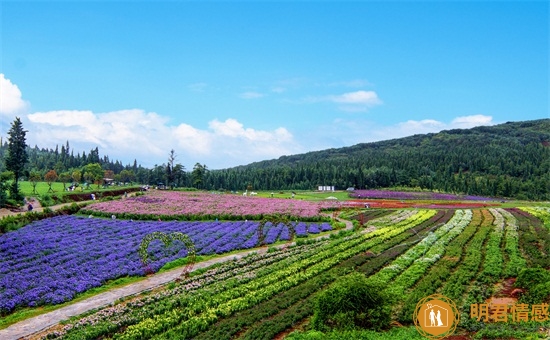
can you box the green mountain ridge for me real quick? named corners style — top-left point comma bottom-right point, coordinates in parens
top-left (206, 119), bottom-right (550, 200)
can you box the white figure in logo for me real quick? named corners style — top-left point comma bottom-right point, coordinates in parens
top-left (429, 308), bottom-right (436, 326)
top-left (436, 309), bottom-right (443, 326)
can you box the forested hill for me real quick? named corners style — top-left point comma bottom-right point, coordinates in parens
top-left (206, 119), bottom-right (550, 200)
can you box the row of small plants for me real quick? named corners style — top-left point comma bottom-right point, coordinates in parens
top-left (384, 209), bottom-right (473, 297)
top-left (511, 208), bottom-right (550, 268)
top-left (396, 209), bottom-right (483, 322)
top-left (368, 210), bottom-right (470, 286)
top-left (519, 207), bottom-right (550, 228)
top-left (440, 209), bottom-right (494, 305)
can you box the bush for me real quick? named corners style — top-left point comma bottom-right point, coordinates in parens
top-left (515, 268), bottom-right (550, 289)
top-left (312, 272), bottom-right (393, 332)
top-left (515, 268), bottom-right (550, 304)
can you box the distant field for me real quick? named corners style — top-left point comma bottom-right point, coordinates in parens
top-left (17, 181), bottom-right (137, 199)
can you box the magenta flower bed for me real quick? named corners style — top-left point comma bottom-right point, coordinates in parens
top-left (85, 191), bottom-right (332, 219)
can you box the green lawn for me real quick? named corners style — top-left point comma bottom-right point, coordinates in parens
top-left (251, 190), bottom-right (352, 201)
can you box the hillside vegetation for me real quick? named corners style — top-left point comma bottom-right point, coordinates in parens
top-left (206, 119), bottom-right (550, 200)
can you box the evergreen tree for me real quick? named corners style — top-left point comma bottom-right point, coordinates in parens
top-left (5, 117), bottom-right (28, 201)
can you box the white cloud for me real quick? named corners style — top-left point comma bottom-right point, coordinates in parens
top-left (239, 91), bottom-right (265, 99)
top-left (329, 90), bottom-right (382, 106)
top-left (451, 114), bottom-right (493, 128)
top-left (0, 74), bottom-right (29, 116)
top-left (303, 90), bottom-right (382, 112)
top-left (26, 109), bottom-right (297, 169)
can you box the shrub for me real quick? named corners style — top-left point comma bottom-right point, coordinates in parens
top-left (312, 272), bottom-right (393, 332)
top-left (515, 268), bottom-right (550, 304)
top-left (515, 268), bottom-right (550, 289)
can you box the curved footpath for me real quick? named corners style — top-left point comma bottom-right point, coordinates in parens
top-left (0, 214), bottom-right (353, 340)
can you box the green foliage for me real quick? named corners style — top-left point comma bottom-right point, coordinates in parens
top-left (39, 193), bottom-right (55, 207)
top-left (515, 268), bottom-right (550, 304)
top-left (312, 272), bottom-right (393, 332)
top-left (515, 268), bottom-right (550, 289)
top-left (5, 117), bottom-right (28, 202)
top-left (286, 327), bottom-right (425, 340)
top-left (0, 173), bottom-right (9, 207)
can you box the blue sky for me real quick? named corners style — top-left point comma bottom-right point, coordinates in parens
top-left (1, 1), bottom-right (548, 169)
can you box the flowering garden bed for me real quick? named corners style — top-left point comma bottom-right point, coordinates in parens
top-left (83, 191), bottom-right (335, 221)
top-left (348, 189), bottom-right (501, 201)
top-left (0, 215), bottom-right (331, 313)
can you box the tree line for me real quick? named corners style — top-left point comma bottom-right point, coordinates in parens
top-left (202, 119), bottom-right (550, 200)
top-left (1, 118), bottom-right (549, 206)
top-left (0, 118), bottom-right (210, 207)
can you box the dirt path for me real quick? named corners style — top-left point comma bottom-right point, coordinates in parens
top-left (0, 215), bottom-right (354, 340)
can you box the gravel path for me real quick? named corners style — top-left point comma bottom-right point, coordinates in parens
top-left (0, 215), bottom-right (354, 340)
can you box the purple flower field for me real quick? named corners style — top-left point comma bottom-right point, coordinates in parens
top-left (349, 189), bottom-right (500, 201)
top-left (0, 215), bottom-right (331, 313)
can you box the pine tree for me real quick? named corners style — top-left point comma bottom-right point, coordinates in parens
top-left (5, 117), bottom-right (28, 201)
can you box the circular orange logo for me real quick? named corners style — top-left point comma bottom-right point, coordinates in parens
top-left (413, 294), bottom-right (460, 339)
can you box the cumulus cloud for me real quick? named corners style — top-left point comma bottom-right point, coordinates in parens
top-left (0, 74), bottom-right (29, 116)
top-left (26, 109), bottom-right (297, 169)
top-left (329, 90), bottom-right (382, 105)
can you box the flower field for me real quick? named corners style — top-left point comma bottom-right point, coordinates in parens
top-left (0, 216), bottom-right (331, 313)
top-left (83, 191), bottom-right (336, 220)
top-left (348, 189), bottom-right (501, 201)
top-left (3, 193), bottom-right (550, 339)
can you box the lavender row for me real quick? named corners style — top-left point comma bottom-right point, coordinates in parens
top-left (0, 215), bottom-right (331, 313)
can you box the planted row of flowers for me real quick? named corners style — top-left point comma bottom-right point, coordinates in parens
top-left (83, 190), bottom-right (336, 220)
top-left (476, 208), bottom-right (505, 284)
top-left (397, 209), bottom-right (483, 322)
top-left (349, 189), bottom-right (500, 201)
top-left (440, 210), bottom-right (495, 304)
top-left (0, 216), bottom-right (331, 313)
top-left (499, 208), bottom-right (526, 277)
top-left (519, 207), bottom-right (550, 228)
top-left (369, 210), bottom-right (471, 287)
top-left (511, 208), bottom-right (550, 269)
top-left (387, 209), bottom-right (473, 297)
top-left (365, 209), bottom-right (417, 227)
